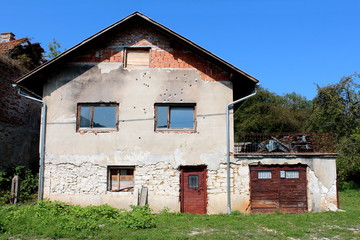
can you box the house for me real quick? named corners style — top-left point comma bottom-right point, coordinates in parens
top-left (16, 12), bottom-right (338, 214)
top-left (0, 32), bottom-right (44, 171)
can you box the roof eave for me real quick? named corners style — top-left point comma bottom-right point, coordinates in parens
top-left (16, 12), bottom-right (259, 86)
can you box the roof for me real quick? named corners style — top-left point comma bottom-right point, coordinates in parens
top-left (0, 38), bottom-right (27, 54)
top-left (16, 12), bottom-right (259, 95)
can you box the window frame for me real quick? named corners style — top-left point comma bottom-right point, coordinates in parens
top-left (188, 175), bottom-right (199, 189)
top-left (124, 47), bottom-right (151, 69)
top-left (154, 103), bottom-right (196, 131)
top-left (107, 166), bottom-right (135, 192)
top-left (285, 170), bottom-right (300, 179)
top-left (76, 103), bottom-right (119, 132)
top-left (258, 170), bottom-right (272, 179)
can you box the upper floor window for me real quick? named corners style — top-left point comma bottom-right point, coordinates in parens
top-left (125, 48), bottom-right (150, 68)
top-left (77, 103), bottom-right (118, 131)
top-left (155, 103), bottom-right (196, 131)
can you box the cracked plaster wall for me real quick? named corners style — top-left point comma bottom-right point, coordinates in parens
top-left (42, 61), bottom-right (234, 212)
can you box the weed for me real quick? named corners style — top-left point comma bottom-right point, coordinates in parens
top-left (123, 205), bottom-right (156, 230)
top-left (159, 206), bottom-right (170, 214)
top-left (0, 221), bottom-right (5, 233)
top-left (0, 191), bottom-right (359, 239)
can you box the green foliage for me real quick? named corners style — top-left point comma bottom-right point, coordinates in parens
top-left (307, 74), bottom-right (360, 140)
top-left (0, 201), bottom-right (157, 239)
top-left (234, 87), bottom-right (312, 136)
top-left (123, 205), bottom-right (156, 230)
top-left (0, 166), bottom-right (38, 204)
top-left (47, 38), bottom-right (62, 59)
top-left (307, 74), bottom-right (360, 184)
top-left (159, 206), bottom-right (171, 214)
top-left (338, 180), bottom-right (360, 191)
top-left (336, 128), bottom-right (360, 184)
top-left (0, 220), bottom-right (5, 233)
top-left (0, 192), bottom-right (359, 239)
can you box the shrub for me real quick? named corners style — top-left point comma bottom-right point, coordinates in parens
top-left (0, 220), bottom-right (5, 233)
top-left (0, 165), bottom-right (38, 204)
top-left (338, 180), bottom-right (360, 191)
top-left (123, 205), bottom-right (156, 230)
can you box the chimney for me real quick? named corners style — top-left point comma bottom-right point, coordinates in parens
top-left (0, 32), bottom-right (15, 43)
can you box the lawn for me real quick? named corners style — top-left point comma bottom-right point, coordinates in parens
top-left (0, 190), bottom-right (359, 240)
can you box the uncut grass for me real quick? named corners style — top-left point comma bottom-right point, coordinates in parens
top-left (98, 190), bottom-right (360, 240)
top-left (0, 190), bottom-right (359, 240)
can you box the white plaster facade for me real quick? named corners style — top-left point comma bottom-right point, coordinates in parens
top-left (42, 64), bottom-right (235, 213)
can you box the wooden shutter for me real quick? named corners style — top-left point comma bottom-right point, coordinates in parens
top-left (126, 48), bottom-right (149, 68)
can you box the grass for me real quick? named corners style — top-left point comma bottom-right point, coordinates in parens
top-left (0, 190), bottom-right (359, 240)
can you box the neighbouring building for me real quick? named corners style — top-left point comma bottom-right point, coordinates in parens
top-left (15, 12), bottom-right (338, 214)
top-left (0, 32), bottom-right (44, 171)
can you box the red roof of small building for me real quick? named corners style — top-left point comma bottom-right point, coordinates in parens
top-left (0, 38), bottom-right (28, 54)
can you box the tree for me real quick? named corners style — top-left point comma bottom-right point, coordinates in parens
top-left (336, 128), bottom-right (360, 184)
top-left (234, 87), bottom-right (312, 135)
top-left (307, 74), bottom-right (360, 185)
top-left (47, 38), bottom-right (62, 59)
top-left (307, 74), bottom-right (360, 140)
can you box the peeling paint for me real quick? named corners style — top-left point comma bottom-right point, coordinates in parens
top-left (97, 62), bottom-right (122, 73)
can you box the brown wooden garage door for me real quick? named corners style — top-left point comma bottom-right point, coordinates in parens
top-left (250, 164), bottom-right (308, 213)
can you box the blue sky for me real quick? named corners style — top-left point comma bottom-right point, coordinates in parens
top-left (2, 0), bottom-right (359, 100)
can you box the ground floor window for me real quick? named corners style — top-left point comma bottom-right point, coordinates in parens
top-left (108, 166), bottom-right (134, 192)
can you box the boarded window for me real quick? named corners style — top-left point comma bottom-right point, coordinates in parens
top-left (108, 167), bottom-right (134, 192)
top-left (258, 171), bottom-right (272, 179)
top-left (125, 48), bottom-right (150, 68)
top-left (155, 104), bottom-right (196, 130)
top-left (286, 170), bottom-right (299, 179)
top-left (77, 103), bottom-right (118, 131)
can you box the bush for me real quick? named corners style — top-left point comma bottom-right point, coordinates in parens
top-left (32, 200), bottom-right (124, 232)
top-left (338, 180), bottom-right (360, 191)
top-left (0, 220), bottom-right (5, 233)
top-left (0, 200), bottom-right (157, 239)
top-left (0, 165), bottom-right (38, 204)
top-left (123, 205), bottom-right (156, 230)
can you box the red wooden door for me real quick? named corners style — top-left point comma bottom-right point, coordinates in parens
top-left (180, 166), bottom-right (207, 214)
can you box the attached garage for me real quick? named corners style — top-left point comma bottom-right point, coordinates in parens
top-left (250, 164), bottom-right (308, 213)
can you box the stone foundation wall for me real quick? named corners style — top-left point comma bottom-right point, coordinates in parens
top-left (43, 154), bottom-right (337, 214)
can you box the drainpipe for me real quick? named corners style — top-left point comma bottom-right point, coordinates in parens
top-left (226, 87), bottom-right (257, 214)
top-left (12, 84), bottom-right (46, 201)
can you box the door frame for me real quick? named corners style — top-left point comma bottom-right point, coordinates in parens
top-left (180, 165), bottom-right (207, 214)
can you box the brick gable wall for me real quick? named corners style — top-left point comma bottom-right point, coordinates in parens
top-left (73, 23), bottom-right (231, 82)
